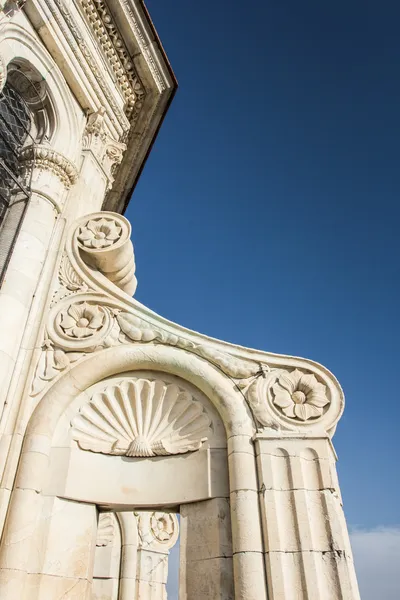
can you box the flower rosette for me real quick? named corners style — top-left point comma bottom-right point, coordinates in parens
top-left (59, 302), bottom-right (105, 339)
top-left (48, 295), bottom-right (116, 352)
top-left (77, 218), bottom-right (122, 249)
top-left (150, 512), bottom-right (176, 543)
top-left (271, 369), bottom-right (329, 421)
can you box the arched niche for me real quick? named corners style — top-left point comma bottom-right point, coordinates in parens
top-left (0, 345), bottom-right (265, 600)
top-left (45, 370), bottom-right (229, 508)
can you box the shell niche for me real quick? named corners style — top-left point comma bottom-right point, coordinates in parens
top-left (71, 378), bottom-right (212, 457)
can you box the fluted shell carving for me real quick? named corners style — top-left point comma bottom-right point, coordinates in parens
top-left (71, 378), bottom-right (212, 457)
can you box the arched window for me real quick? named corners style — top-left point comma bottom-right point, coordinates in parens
top-left (0, 61), bottom-right (54, 283)
top-left (0, 80), bottom-right (32, 224)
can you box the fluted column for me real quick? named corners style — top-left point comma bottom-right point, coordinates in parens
top-left (255, 433), bottom-right (360, 600)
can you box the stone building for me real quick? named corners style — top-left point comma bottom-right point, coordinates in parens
top-left (0, 0), bottom-right (360, 598)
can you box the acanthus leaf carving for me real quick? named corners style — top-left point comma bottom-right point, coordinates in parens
top-left (96, 513), bottom-right (115, 547)
top-left (31, 338), bottom-right (84, 397)
top-left (71, 378), bottom-right (212, 457)
top-left (195, 346), bottom-right (261, 379)
top-left (116, 312), bottom-right (158, 342)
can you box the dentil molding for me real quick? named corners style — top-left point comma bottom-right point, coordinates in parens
top-left (31, 211), bottom-right (344, 436)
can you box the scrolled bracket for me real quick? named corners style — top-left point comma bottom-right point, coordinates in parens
top-left (69, 211), bottom-right (137, 297)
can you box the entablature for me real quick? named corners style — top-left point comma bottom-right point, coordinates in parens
top-left (22, 0), bottom-right (176, 212)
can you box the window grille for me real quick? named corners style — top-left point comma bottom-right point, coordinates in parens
top-left (0, 82), bottom-right (32, 226)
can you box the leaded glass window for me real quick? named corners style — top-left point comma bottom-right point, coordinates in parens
top-left (0, 82), bottom-right (32, 225)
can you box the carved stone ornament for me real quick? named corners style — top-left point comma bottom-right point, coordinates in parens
top-left (245, 367), bottom-right (331, 428)
top-left (78, 0), bottom-right (145, 120)
top-left (32, 210), bottom-right (342, 438)
top-left (78, 218), bottom-right (122, 249)
top-left (75, 213), bottom-right (137, 296)
top-left (96, 513), bottom-right (114, 547)
top-left (59, 302), bottom-right (105, 338)
top-left (82, 109), bottom-right (127, 177)
top-left (271, 369), bottom-right (329, 421)
top-left (150, 512), bottom-right (176, 543)
top-left (19, 144), bottom-right (78, 189)
top-left (71, 378), bottom-right (212, 457)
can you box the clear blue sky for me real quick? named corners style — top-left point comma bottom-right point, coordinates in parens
top-left (127, 2), bottom-right (400, 596)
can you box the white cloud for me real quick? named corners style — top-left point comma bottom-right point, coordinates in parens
top-left (167, 526), bottom-right (400, 599)
top-left (350, 527), bottom-right (400, 600)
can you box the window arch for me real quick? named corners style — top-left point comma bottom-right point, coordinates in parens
top-left (0, 59), bottom-right (56, 282)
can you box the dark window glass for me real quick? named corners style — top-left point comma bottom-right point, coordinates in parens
top-left (0, 83), bottom-right (31, 224)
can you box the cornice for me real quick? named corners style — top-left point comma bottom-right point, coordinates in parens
top-left (78, 0), bottom-right (146, 122)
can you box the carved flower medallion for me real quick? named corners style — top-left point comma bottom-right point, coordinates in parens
top-left (60, 302), bottom-right (105, 338)
top-left (272, 369), bottom-right (329, 421)
top-left (78, 217), bottom-right (122, 249)
top-left (150, 512), bottom-right (175, 543)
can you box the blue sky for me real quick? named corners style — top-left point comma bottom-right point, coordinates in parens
top-left (127, 1), bottom-right (400, 596)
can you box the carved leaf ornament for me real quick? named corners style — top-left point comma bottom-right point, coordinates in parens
top-left (71, 379), bottom-right (212, 457)
top-left (96, 513), bottom-right (115, 547)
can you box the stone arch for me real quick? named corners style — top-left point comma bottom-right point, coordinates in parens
top-left (0, 22), bottom-right (83, 161)
top-left (0, 345), bottom-right (266, 600)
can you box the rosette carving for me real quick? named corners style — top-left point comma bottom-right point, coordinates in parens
top-left (71, 378), bottom-right (212, 457)
top-left (245, 367), bottom-right (341, 431)
top-left (59, 302), bottom-right (105, 338)
top-left (271, 369), bottom-right (329, 421)
top-left (150, 513), bottom-right (176, 543)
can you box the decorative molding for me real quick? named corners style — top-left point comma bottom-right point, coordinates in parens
top-left (150, 512), bottom-right (176, 543)
top-left (43, 0), bottom-right (130, 133)
top-left (71, 378), bottom-right (212, 456)
top-left (19, 144), bottom-right (79, 189)
top-left (119, 0), bottom-right (168, 92)
top-left (30, 211), bottom-right (343, 438)
top-left (78, 0), bottom-right (145, 121)
top-left (30, 338), bottom-right (84, 397)
top-left (82, 109), bottom-right (127, 177)
top-left (96, 513), bottom-right (114, 547)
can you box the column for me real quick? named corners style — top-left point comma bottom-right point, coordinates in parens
top-left (135, 511), bottom-right (179, 600)
top-left (180, 498), bottom-right (233, 599)
top-left (255, 434), bottom-right (360, 600)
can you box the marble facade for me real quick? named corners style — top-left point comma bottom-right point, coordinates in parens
top-left (0, 1), bottom-right (360, 598)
